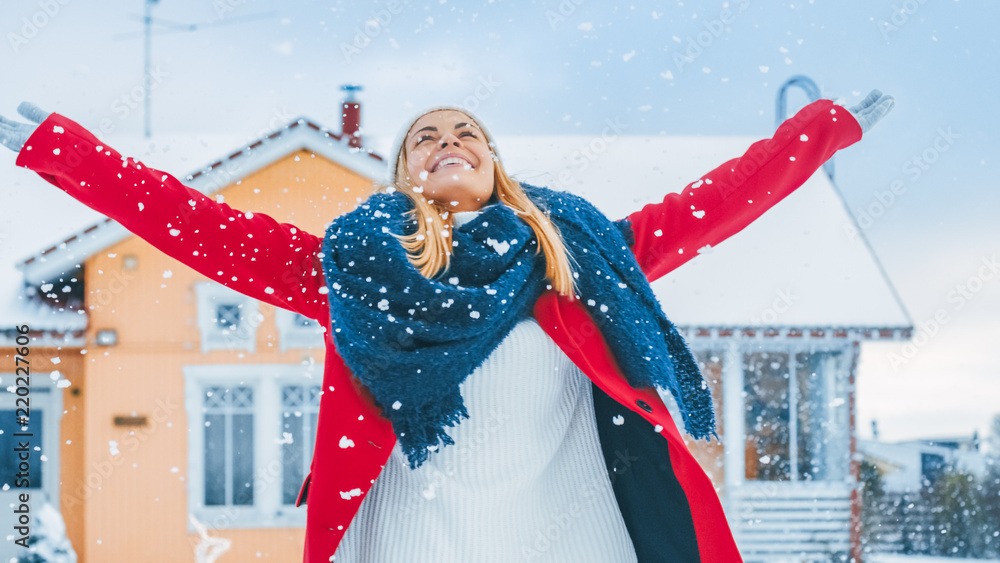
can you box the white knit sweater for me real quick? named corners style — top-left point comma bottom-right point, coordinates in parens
top-left (332, 210), bottom-right (638, 562)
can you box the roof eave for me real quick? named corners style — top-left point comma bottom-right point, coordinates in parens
top-left (678, 325), bottom-right (914, 341)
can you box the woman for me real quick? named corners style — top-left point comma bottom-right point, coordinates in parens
top-left (1, 90), bottom-right (893, 562)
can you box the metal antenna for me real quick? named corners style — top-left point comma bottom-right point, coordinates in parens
top-left (142, 0), bottom-right (158, 139)
top-left (776, 75), bottom-right (834, 181)
top-left (112, 0), bottom-right (278, 138)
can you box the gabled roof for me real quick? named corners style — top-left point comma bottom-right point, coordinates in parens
top-left (15, 117), bottom-right (385, 285)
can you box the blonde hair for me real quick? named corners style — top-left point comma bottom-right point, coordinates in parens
top-left (383, 135), bottom-right (578, 300)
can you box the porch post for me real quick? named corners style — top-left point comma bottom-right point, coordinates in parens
top-left (723, 339), bottom-right (745, 502)
top-left (848, 340), bottom-right (863, 563)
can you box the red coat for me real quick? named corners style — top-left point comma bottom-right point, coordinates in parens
top-left (17, 99), bottom-right (861, 562)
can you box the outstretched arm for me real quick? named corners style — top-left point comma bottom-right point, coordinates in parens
top-left (621, 91), bottom-right (893, 283)
top-left (6, 106), bottom-right (329, 321)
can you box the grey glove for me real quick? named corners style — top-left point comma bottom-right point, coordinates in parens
top-left (847, 89), bottom-right (895, 135)
top-left (0, 102), bottom-right (52, 153)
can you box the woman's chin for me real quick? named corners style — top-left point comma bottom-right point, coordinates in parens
top-left (428, 168), bottom-right (479, 184)
top-left (429, 198), bottom-right (476, 209)
top-left (424, 185), bottom-right (490, 206)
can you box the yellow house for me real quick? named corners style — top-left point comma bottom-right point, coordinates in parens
top-left (3, 91), bottom-right (383, 562)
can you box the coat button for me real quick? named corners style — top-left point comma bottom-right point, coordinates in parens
top-left (636, 400), bottom-right (652, 412)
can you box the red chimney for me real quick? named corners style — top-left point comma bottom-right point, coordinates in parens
top-left (341, 84), bottom-right (363, 149)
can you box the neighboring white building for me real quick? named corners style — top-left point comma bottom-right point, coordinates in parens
top-left (860, 434), bottom-right (988, 493)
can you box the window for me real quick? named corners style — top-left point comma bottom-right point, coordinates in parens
top-left (0, 380), bottom-right (62, 511)
top-left (195, 282), bottom-right (261, 353)
top-left (743, 349), bottom-right (848, 482)
top-left (280, 385), bottom-right (320, 505)
top-left (794, 351), bottom-right (848, 482)
top-left (215, 305), bottom-right (242, 332)
top-left (203, 386), bottom-right (255, 506)
top-left (273, 309), bottom-right (325, 352)
top-left (184, 365), bottom-right (321, 529)
top-left (744, 351), bottom-right (791, 481)
top-left (0, 409), bottom-right (44, 489)
top-left (921, 452), bottom-right (946, 486)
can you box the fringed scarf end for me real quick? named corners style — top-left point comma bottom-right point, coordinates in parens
top-left (396, 401), bottom-right (471, 470)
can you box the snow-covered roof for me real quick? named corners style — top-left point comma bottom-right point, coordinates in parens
top-left (0, 301), bottom-right (87, 347)
top-left (1, 119), bottom-right (911, 336)
top-left (494, 134), bottom-right (912, 333)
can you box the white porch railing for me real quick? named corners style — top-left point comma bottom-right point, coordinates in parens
top-left (729, 481), bottom-right (853, 562)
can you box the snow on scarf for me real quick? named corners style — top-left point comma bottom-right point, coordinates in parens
top-left (319, 182), bottom-right (716, 469)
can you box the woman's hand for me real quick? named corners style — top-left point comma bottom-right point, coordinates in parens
top-left (846, 89), bottom-right (895, 135)
top-left (0, 102), bottom-right (52, 153)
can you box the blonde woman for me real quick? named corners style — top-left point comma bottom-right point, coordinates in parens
top-left (1, 90), bottom-right (892, 562)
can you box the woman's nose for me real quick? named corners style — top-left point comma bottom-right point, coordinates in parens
top-left (438, 132), bottom-right (461, 148)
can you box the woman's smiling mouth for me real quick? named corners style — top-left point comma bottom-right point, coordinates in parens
top-left (431, 154), bottom-right (474, 172)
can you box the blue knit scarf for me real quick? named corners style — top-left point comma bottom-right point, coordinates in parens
top-left (320, 182), bottom-right (716, 469)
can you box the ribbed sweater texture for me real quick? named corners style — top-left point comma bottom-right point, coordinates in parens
top-left (333, 210), bottom-right (638, 562)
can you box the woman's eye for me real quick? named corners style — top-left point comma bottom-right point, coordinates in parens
top-left (414, 131), bottom-right (475, 146)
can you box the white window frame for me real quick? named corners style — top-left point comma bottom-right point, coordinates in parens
top-left (273, 309), bottom-right (326, 352)
top-left (679, 339), bottom-right (854, 492)
top-left (195, 282), bottom-right (261, 353)
top-left (0, 374), bottom-right (63, 506)
top-left (184, 363), bottom-right (321, 530)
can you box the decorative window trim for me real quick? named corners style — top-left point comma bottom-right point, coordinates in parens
top-left (195, 282), bottom-right (261, 353)
top-left (273, 309), bottom-right (326, 352)
top-left (183, 363), bottom-right (322, 531)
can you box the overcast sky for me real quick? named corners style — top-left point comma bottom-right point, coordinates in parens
top-left (1, 0), bottom-right (998, 443)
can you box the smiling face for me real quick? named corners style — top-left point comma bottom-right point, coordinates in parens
top-left (401, 109), bottom-right (496, 212)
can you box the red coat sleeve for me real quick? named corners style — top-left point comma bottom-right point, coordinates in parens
top-left (621, 98), bottom-right (863, 283)
top-left (15, 113), bottom-right (329, 321)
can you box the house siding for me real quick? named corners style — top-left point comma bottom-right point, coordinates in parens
top-left (67, 148), bottom-right (374, 562)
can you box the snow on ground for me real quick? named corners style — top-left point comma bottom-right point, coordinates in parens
top-left (868, 555), bottom-right (1000, 563)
